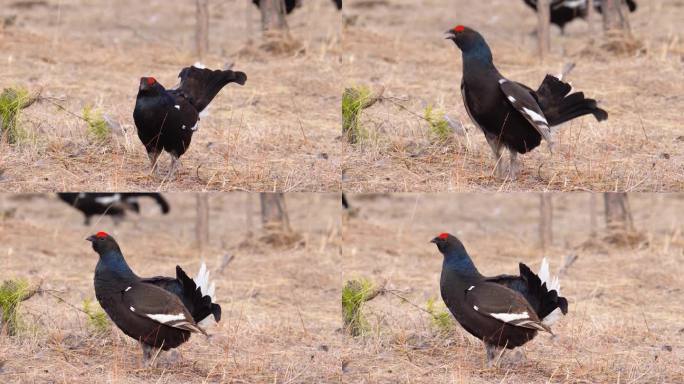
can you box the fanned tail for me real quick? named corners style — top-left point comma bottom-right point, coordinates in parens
top-left (176, 263), bottom-right (221, 325)
top-left (176, 66), bottom-right (247, 112)
top-left (519, 258), bottom-right (568, 327)
top-left (536, 74), bottom-right (608, 127)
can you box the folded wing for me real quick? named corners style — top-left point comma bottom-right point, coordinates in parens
top-left (122, 283), bottom-right (207, 335)
top-left (465, 282), bottom-right (551, 333)
top-left (499, 78), bottom-right (553, 144)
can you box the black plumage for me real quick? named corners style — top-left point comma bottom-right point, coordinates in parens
top-left (253, 0), bottom-right (299, 13)
top-left (445, 25), bottom-right (608, 178)
top-left (87, 232), bottom-right (221, 363)
top-left (523, 0), bottom-right (637, 33)
top-left (342, 193), bottom-right (349, 209)
top-left (251, 0), bottom-right (341, 14)
top-left (58, 193), bottom-right (169, 225)
top-left (431, 233), bottom-right (568, 365)
top-left (133, 66), bottom-right (246, 178)
top-left (141, 265), bottom-right (221, 325)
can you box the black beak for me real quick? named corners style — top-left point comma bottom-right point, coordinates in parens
top-left (444, 30), bottom-right (456, 40)
top-left (86, 235), bottom-right (96, 242)
top-left (139, 78), bottom-right (150, 91)
top-left (430, 237), bottom-right (439, 243)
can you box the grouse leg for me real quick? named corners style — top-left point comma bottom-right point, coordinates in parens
top-left (141, 343), bottom-right (153, 366)
top-left (166, 349), bottom-right (182, 364)
top-left (166, 155), bottom-right (181, 180)
top-left (147, 151), bottom-right (161, 175)
top-left (485, 136), bottom-right (505, 178)
top-left (485, 343), bottom-right (503, 368)
top-left (141, 343), bottom-right (162, 367)
top-left (509, 349), bottom-right (527, 363)
top-left (508, 150), bottom-right (520, 179)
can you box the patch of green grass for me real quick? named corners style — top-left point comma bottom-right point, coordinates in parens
top-left (83, 105), bottom-right (110, 142)
top-left (342, 278), bottom-right (376, 336)
top-left (82, 299), bottom-right (109, 334)
top-left (342, 86), bottom-right (372, 144)
top-left (0, 279), bottom-right (30, 335)
top-left (426, 297), bottom-right (454, 334)
top-left (0, 87), bottom-right (30, 144)
top-left (424, 105), bottom-right (451, 143)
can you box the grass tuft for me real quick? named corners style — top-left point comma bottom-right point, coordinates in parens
top-left (425, 297), bottom-right (453, 334)
top-left (424, 105), bottom-right (451, 143)
top-left (83, 105), bottom-right (110, 142)
top-left (0, 87), bottom-right (30, 144)
top-left (0, 279), bottom-right (30, 335)
top-left (82, 299), bottom-right (109, 334)
top-left (342, 86), bottom-right (372, 144)
top-left (342, 278), bottom-right (376, 336)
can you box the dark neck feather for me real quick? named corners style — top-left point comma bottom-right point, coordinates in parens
top-left (462, 42), bottom-right (494, 69)
top-left (443, 255), bottom-right (481, 277)
top-left (440, 242), bottom-right (481, 277)
top-left (458, 33), bottom-right (497, 78)
top-left (95, 249), bottom-right (137, 285)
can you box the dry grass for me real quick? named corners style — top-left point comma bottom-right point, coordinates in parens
top-left (341, 0), bottom-right (684, 192)
top-left (0, 193), bottom-right (342, 383)
top-left (341, 193), bottom-right (684, 383)
top-left (0, 0), bottom-right (341, 192)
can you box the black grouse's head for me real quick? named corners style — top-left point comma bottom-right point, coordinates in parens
top-left (444, 25), bottom-right (489, 56)
top-left (86, 231), bottom-right (120, 255)
top-left (431, 233), bottom-right (480, 275)
top-left (138, 77), bottom-right (162, 93)
top-left (430, 232), bottom-right (468, 257)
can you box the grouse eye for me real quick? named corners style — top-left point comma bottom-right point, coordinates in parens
top-left (146, 77), bottom-right (156, 86)
top-left (454, 25), bottom-right (465, 33)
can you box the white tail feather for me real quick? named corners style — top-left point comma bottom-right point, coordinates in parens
top-left (538, 258), bottom-right (561, 295)
top-left (194, 262), bottom-right (218, 327)
top-left (194, 262), bottom-right (215, 300)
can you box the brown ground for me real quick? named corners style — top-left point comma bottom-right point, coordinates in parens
top-left (341, 0), bottom-right (684, 192)
top-left (0, 0), bottom-right (341, 192)
top-left (341, 193), bottom-right (684, 383)
top-left (0, 193), bottom-right (342, 383)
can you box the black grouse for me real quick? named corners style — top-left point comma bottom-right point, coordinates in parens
top-left (446, 25), bottom-right (608, 178)
top-left (87, 232), bottom-right (221, 363)
top-left (58, 193), bottom-right (170, 225)
top-left (432, 233), bottom-right (568, 365)
top-left (251, 0), bottom-right (342, 13)
top-left (523, 0), bottom-right (637, 33)
top-left (133, 66), bottom-right (247, 178)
